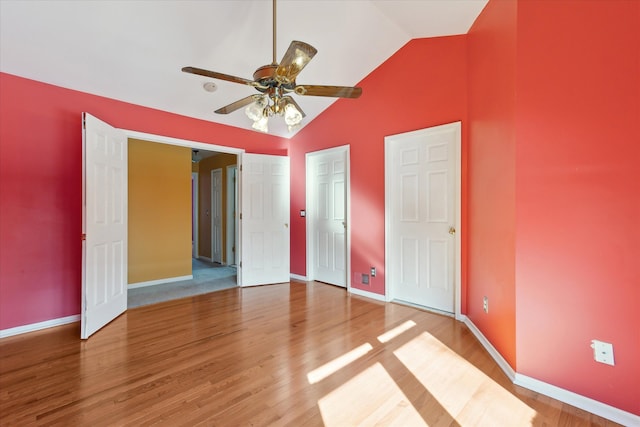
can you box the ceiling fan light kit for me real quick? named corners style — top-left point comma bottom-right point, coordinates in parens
top-left (181, 0), bottom-right (362, 134)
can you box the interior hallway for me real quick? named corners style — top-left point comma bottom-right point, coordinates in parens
top-left (128, 258), bottom-right (237, 308)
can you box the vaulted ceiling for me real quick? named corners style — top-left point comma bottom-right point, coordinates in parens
top-left (0, 0), bottom-right (487, 137)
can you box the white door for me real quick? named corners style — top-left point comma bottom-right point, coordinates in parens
top-left (307, 147), bottom-right (348, 287)
top-left (192, 172), bottom-right (199, 258)
top-left (226, 165), bottom-right (238, 265)
top-left (211, 168), bottom-right (223, 263)
top-left (81, 113), bottom-right (128, 339)
top-left (385, 122), bottom-right (459, 313)
top-left (240, 154), bottom-right (290, 286)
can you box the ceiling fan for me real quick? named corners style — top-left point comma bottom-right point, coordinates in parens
top-left (181, 0), bottom-right (362, 133)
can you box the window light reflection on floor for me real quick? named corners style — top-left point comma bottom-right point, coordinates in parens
top-left (307, 343), bottom-right (374, 384)
top-left (394, 332), bottom-right (537, 425)
top-left (318, 362), bottom-right (426, 426)
top-left (377, 320), bottom-right (416, 343)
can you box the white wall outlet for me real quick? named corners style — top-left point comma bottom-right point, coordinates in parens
top-left (483, 296), bottom-right (488, 313)
top-left (370, 267), bottom-right (376, 277)
top-left (591, 340), bottom-right (615, 366)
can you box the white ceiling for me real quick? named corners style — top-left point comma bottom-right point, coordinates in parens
top-left (0, 0), bottom-right (487, 138)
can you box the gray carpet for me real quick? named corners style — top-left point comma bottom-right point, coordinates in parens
top-left (128, 259), bottom-right (237, 308)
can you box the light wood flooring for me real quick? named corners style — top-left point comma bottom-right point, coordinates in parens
top-left (0, 282), bottom-right (621, 426)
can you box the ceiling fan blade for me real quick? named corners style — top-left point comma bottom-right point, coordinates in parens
top-left (215, 95), bottom-right (261, 114)
top-left (182, 66), bottom-right (254, 86)
top-left (294, 85), bottom-right (362, 99)
top-left (275, 41), bottom-right (317, 84)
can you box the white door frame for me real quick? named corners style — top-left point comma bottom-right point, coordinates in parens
top-left (306, 145), bottom-right (351, 288)
top-left (384, 122), bottom-right (462, 319)
top-left (211, 168), bottom-right (223, 264)
top-left (226, 165), bottom-right (238, 265)
top-left (192, 172), bottom-right (199, 258)
top-left (123, 129), bottom-right (244, 285)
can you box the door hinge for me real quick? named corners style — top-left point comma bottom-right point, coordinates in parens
top-left (239, 261), bottom-right (242, 268)
top-left (239, 213), bottom-right (242, 220)
top-left (81, 233), bottom-right (86, 241)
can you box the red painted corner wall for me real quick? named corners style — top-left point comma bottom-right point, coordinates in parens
top-left (466, 0), bottom-right (518, 368)
top-left (0, 72), bottom-right (286, 330)
top-left (289, 36), bottom-right (468, 300)
top-left (514, 0), bottom-right (640, 414)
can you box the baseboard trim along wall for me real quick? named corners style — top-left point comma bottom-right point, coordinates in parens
top-left (462, 317), bottom-right (516, 381)
top-left (348, 287), bottom-right (387, 302)
top-left (290, 273), bottom-right (308, 282)
top-left (463, 317), bottom-right (638, 426)
top-left (0, 314), bottom-right (80, 339)
top-left (514, 373), bottom-right (639, 426)
top-left (128, 275), bottom-right (193, 289)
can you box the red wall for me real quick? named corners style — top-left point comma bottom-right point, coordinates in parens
top-left (289, 36), bottom-right (468, 298)
top-left (0, 72), bottom-right (286, 330)
top-left (466, 0), bottom-right (518, 367)
top-left (514, 0), bottom-right (640, 414)
top-left (468, 0), bottom-right (639, 415)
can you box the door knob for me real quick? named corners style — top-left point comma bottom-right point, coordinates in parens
top-left (449, 226), bottom-right (456, 235)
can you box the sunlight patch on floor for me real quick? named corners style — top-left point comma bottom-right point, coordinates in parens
top-left (307, 343), bottom-right (373, 384)
top-left (377, 320), bottom-right (416, 343)
top-left (318, 362), bottom-right (426, 427)
top-left (394, 332), bottom-right (537, 426)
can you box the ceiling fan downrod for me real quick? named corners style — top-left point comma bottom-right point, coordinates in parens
top-left (272, 0), bottom-right (277, 65)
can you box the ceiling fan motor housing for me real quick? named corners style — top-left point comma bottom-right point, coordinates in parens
top-left (253, 64), bottom-right (295, 92)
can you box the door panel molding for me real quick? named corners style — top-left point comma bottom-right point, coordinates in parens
top-left (306, 145), bottom-right (350, 288)
top-left (384, 122), bottom-right (461, 318)
top-left (82, 113), bottom-right (128, 339)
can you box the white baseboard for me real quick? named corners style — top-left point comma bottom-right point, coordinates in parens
top-left (462, 317), bottom-right (516, 381)
top-left (128, 275), bottom-right (193, 289)
top-left (198, 256), bottom-right (213, 262)
top-left (290, 273), bottom-right (308, 282)
top-left (463, 317), bottom-right (639, 425)
top-left (0, 314), bottom-right (80, 339)
top-left (514, 373), bottom-right (640, 426)
top-left (348, 287), bottom-right (387, 302)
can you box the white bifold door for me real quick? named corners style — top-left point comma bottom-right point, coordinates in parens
top-left (386, 122), bottom-right (459, 314)
top-left (240, 154), bottom-right (290, 286)
top-left (81, 113), bottom-right (128, 339)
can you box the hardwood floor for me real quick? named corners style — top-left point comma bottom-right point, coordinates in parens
top-left (0, 282), bottom-right (621, 426)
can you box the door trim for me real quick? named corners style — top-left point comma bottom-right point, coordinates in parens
top-left (305, 145), bottom-right (351, 289)
top-left (384, 121), bottom-right (462, 319)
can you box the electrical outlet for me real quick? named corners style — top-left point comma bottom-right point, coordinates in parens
top-left (483, 296), bottom-right (489, 313)
top-left (361, 274), bottom-right (369, 285)
top-left (591, 340), bottom-right (615, 366)
top-left (370, 267), bottom-right (376, 277)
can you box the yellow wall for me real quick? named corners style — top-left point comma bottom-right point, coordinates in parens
top-left (197, 153), bottom-right (238, 262)
top-left (128, 139), bottom-right (192, 284)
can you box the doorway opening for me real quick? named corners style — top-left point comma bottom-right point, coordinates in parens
top-left (127, 141), bottom-right (240, 308)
